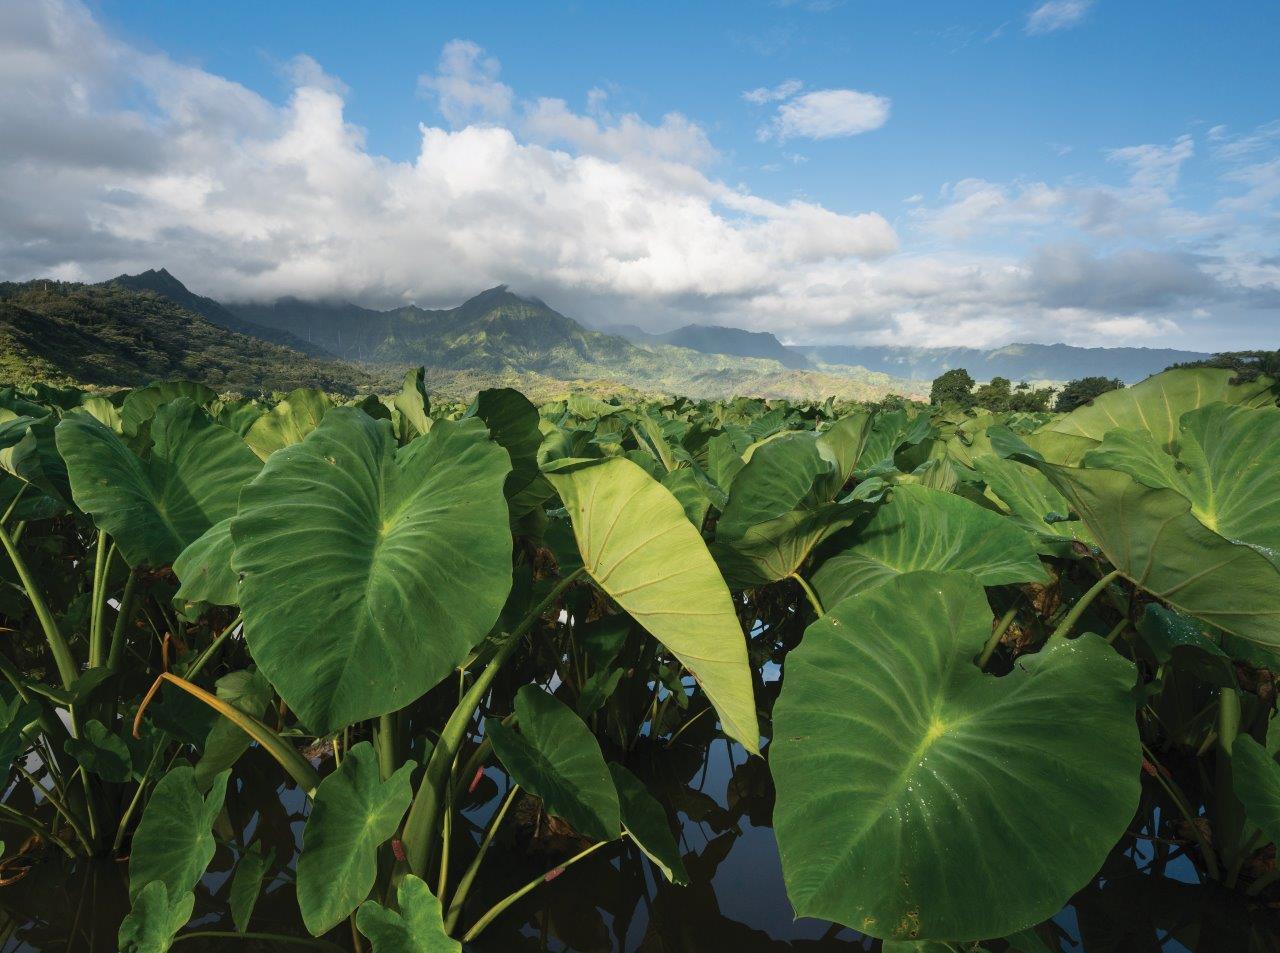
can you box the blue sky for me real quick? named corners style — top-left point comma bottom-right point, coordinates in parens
top-left (3, 0), bottom-right (1278, 348)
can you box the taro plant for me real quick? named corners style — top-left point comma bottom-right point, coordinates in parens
top-left (1, 365), bottom-right (1280, 952)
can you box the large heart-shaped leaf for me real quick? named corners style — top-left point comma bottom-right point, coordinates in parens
top-left (121, 381), bottom-right (217, 437)
top-left (469, 387), bottom-right (545, 503)
top-left (243, 387), bottom-right (331, 460)
top-left (712, 502), bottom-right (862, 589)
top-left (1232, 735), bottom-right (1280, 849)
top-left (545, 457), bottom-right (759, 754)
top-left (1040, 368), bottom-right (1274, 447)
top-left (1083, 403), bottom-right (1280, 564)
top-left (231, 410), bottom-right (512, 733)
top-left (1039, 462), bottom-right (1280, 646)
top-left (356, 875), bottom-right (460, 952)
top-left (297, 742), bottom-right (415, 935)
top-left (609, 762), bottom-right (688, 885)
top-left (973, 454), bottom-right (1095, 556)
top-left (64, 718), bottom-right (131, 783)
top-left (57, 398), bottom-right (261, 568)
top-left (717, 433), bottom-right (827, 537)
top-left (810, 485), bottom-right (1048, 609)
top-left (173, 517), bottom-right (237, 610)
top-left (118, 881), bottom-right (194, 953)
top-left (193, 667), bottom-right (274, 791)
top-left (129, 766), bottom-right (230, 902)
top-left (771, 571), bottom-right (1140, 941)
top-left (486, 685), bottom-right (620, 843)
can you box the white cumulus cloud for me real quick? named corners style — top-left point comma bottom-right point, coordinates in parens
top-left (1025, 0), bottom-right (1094, 35)
top-left (759, 89), bottom-right (890, 142)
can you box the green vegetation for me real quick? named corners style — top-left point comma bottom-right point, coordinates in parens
top-left (0, 365), bottom-right (1278, 949)
top-left (1054, 375), bottom-right (1125, 412)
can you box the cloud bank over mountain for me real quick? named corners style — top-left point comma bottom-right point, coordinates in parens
top-left (0, 0), bottom-right (1276, 348)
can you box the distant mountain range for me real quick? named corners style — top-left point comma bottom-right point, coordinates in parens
top-left (0, 268), bottom-right (1221, 398)
top-left (610, 324), bottom-right (1208, 384)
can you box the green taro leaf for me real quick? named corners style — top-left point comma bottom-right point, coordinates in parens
top-left (1084, 402), bottom-right (1280, 564)
top-left (1041, 367), bottom-right (1274, 447)
top-left (816, 411), bottom-right (873, 498)
top-left (545, 457), bottom-right (759, 754)
top-left (173, 517), bottom-right (238, 610)
top-left (393, 367), bottom-right (431, 442)
top-left (717, 433), bottom-right (827, 537)
top-left (57, 398), bottom-right (262, 568)
top-left (486, 685), bottom-right (620, 843)
top-left (712, 502), bottom-right (862, 589)
top-left (129, 766), bottom-right (230, 902)
top-left (356, 874), bottom-right (460, 952)
top-left (973, 454), bottom-right (1095, 556)
top-left (660, 467), bottom-right (712, 529)
top-left (64, 719), bottom-right (132, 783)
top-left (297, 742), bottom-right (415, 936)
top-left (1039, 462), bottom-right (1280, 646)
top-left (118, 881), bottom-right (194, 953)
top-left (1232, 735), bottom-right (1280, 849)
top-left (609, 762), bottom-right (688, 885)
top-left (811, 484), bottom-right (1048, 609)
top-left (469, 387), bottom-right (542, 503)
top-left (193, 667), bottom-right (274, 791)
top-left (121, 381), bottom-right (217, 437)
top-left (231, 410), bottom-right (513, 734)
top-left (243, 387), bottom-right (332, 460)
top-left (771, 571), bottom-right (1140, 941)
top-left (229, 840), bottom-right (271, 934)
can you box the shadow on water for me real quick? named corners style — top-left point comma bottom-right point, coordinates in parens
top-left (3, 686), bottom-right (1280, 950)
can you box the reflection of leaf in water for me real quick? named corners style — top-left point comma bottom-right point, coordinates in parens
top-left (725, 757), bottom-right (775, 828)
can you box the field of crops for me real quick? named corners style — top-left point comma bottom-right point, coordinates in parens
top-left (1, 366), bottom-right (1279, 951)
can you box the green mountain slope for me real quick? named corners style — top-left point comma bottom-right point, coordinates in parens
top-left (612, 322), bottom-right (812, 369)
top-left (0, 280), bottom-right (370, 393)
top-left (107, 269), bottom-right (337, 358)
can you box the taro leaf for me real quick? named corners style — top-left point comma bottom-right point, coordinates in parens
top-left (78, 395), bottom-right (123, 432)
top-left (544, 457), bottom-right (759, 754)
top-left (0, 415), bottom-right (70, 506)
top-left (1134, 604), bottom-right (1235, 687)
top-left (231, 410), bottom-right (512, 734)
top-left (609, 762), bottom-right (688, 885)
top-left (883, 943), bottom-right (990, 953)
top-left (243, 387), bottom-right (331, 461)
top-left (856, 408), bottom-right (932, 476)
top-left (1232, 735), bottom-right (1280, 849)
top-left (973, 454), bottom-right (1095, 556)
top-left (578, 668), bottom-right (625, 718)
top-left (121, 381), bottom-right (218, 437)
top-left (816, 411), bottom-right (873, 498)
top-left (718, 433), bottom-right (827, 537)
top-left (64, 718), bottom-right (131, 783)
top-left (486, 685), bottom-right (620, 843)
top-left (704, 432), bottom-right (746, 497)
top-left (711, 501), bottom-right (861, 590)
top-left (0, 693), bottom-right (40, 768)
top-left (1004, 928), bottom-right (1056, 953)
top-left (118, 881), bottom-right (194, 953)
top-left (1041, 367), bottom-right (1275, 447)
top-left (771, 571), bottom-right (1140, 941)
top-left (57, 398), bottom-right (262, 568)
top-left (297, 742), bottom-right (415, 936)
top-left (356, 874), bottom-right (460, 952)
top-left (578, 615), bottom-right (631, 671)
top-left (469, 387), bottom-right (543, 503)
top-left (193, 668), bottom-right (273, 791)
top-left (129, 766), bottom-right (231, 902)
top-left (173, 517), bottom-right (237, 610)
top-left (1084, 403), bottom-right (1280, 564)
top-left (229, 840), bottom-right (271, 933)
top-left (661, 467), bottom-right (712, 529)
top-left (393, 367), bottom-right (431, 442)
top-left (811, 484), bottom-right (1047, 609)
top-left (1039, 463), bottom-right (1280, 646)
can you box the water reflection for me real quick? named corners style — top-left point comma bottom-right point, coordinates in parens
top-left (4, 718), bottom-right (1280, 950)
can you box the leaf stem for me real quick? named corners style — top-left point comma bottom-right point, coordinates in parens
top-left (400, 567), bottom-right (584, 879)
top-left (0, 520), bottom-right (77, 689)
top-left (88, 534), bottom-right (114, 668)
top-left (1049, 569), bottom-right (1122, 642)
top-left (461, 838), bottom-right (614, 942)
top-left (978, 603), bottom-right (1019, 669)
top-left (443, 782), bottom-right (520, 933)
top-left (789, 572), bottom-right (824, 618)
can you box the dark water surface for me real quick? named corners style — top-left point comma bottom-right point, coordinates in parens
top-left (4, 725), bottom-right (1279, 953)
